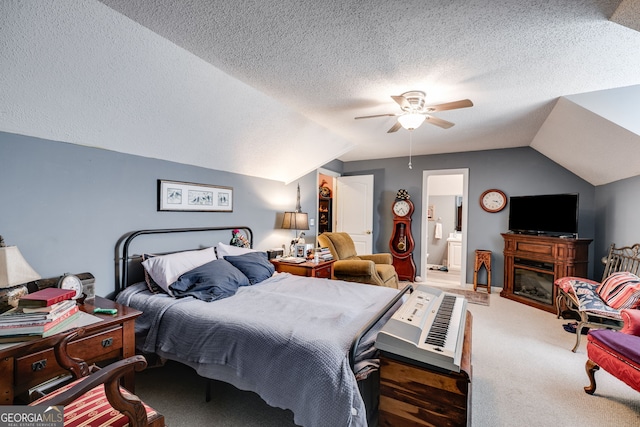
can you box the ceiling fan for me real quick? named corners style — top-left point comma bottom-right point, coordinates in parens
top-left (355, 91), bottom-right (473, 133)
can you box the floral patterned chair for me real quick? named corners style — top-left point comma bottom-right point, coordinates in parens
top-left (555, 243), bottom-right (640, 352)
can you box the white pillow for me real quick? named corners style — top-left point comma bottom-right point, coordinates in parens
top-left (141, 247), bottom-right (216, 295)
top-left (216, 241), bottom-right (258, 258)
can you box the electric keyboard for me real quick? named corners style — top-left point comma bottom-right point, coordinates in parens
top-left (375, 284), bottom-right (468, 372)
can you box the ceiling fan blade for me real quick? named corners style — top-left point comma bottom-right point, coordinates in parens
top-left (425, 115), bottom-right (455, 129)
top-left (387, 121), bottom-right (403, 133)
top-left (354, 113), bottom-right (398, 120)
top-left (391, 95), bottom-right (411, 110)
top-left (426, 99), bottom-right (474, 112)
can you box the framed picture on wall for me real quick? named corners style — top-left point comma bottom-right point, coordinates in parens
top-left (158, 180), bottom-right (233, 212)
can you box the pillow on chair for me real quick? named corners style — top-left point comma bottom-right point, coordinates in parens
top-left (596, 272), bottom-right (640, 309)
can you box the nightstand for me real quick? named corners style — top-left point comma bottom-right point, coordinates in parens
top-left (0, 296), bottom-right (141, 404)
top-left (270, 259), bottom-right (335, 279)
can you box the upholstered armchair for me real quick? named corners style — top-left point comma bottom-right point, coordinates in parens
top-left (585, 309), bottom-right (640, 395)
top-left (317, 232), bottom-right (399, 288)
top-left (27, 329), bottom-right (164, 427)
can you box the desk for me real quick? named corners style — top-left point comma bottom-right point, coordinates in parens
top-left (0, 296), bottom-right (141, 404)
top-left (270, 259), bottom-right (335, 279)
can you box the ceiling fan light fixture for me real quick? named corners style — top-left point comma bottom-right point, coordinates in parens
top-left (398, 113), bottom-right (425, 130)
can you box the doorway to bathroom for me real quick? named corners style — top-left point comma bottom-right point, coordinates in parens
top-left (421, 169), bottom-right (469, 287)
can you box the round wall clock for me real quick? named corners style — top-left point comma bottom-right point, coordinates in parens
top-left (480, 189), bottom-right (507, 213)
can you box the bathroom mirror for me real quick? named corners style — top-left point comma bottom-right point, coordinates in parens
top-left (455, 195), bottom-right (463, 232)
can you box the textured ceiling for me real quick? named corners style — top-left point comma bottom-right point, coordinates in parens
top-left (1, 1), bottom-right (639, 184)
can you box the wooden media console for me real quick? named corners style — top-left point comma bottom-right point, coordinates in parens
top-left (501, 233), bottom-right (592, 313)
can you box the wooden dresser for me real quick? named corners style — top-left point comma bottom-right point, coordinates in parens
top-left (379, 311), bottom-right (473, 426)
top-left (0, 297), bottom-right (141, 404)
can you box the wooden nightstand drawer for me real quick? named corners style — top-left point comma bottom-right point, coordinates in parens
top-left (70, 325), bottom-right (124, 362)
top-left (313, 264), bottom-right (333, 279)
top-left (15, 350), bottom-right (65, 393)
top-left (15, 326), bottom-right (124, 392)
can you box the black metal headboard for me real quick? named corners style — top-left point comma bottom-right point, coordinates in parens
top-left (114, 226), bottom-right (253, 295)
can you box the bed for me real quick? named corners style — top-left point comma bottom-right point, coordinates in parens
top-left (113, 226), bottom-right (410, 427)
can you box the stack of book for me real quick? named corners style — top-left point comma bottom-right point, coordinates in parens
top-left (318, 247), bottom-right (333, 261)
top-left (0, 288), bottom-right (79, 343)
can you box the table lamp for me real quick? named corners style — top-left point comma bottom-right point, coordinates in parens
top-left (282, 184), bottom-right (309, 256)
top-left (0, 236), bottom-right (41, 288)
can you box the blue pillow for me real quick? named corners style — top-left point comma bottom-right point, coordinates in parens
top-left (224, 251), bottom-right (275, 285)
top-left (170, 259), bottom-right (250, 301)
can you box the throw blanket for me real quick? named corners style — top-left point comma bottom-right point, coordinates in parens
top-left (116, 273), bottom-right (400, 427)
top-left (564, 279), bottom-right (622, 320)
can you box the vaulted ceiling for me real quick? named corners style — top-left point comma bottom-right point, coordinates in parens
top-left (1, 1), bottom-right (639, 184)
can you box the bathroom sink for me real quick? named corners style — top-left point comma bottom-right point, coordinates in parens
top-left (447, 232), bottom-right (462, 242)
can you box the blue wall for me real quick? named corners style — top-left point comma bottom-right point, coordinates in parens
top-left (0, 131), bottom-right (316, 296)
top-left (342, 147), bottom-right (597, 285)
top-left (4, 130), bottom-right (637, 294)
top-left (594, 175), bottom-right (640, 279)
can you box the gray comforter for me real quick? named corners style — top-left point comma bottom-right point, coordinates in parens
top-left (116, 273), bottom-right (400, 427)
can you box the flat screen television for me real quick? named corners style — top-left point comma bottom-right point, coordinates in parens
top-left (508, 193), bottom-right (579, 236)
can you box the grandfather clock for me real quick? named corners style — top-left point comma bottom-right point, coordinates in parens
top-left (389, 189), bottom-right (416, 282)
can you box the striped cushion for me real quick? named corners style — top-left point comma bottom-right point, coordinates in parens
top-left (32, 379), bottom-right (160, 427)
top-left (596, 272), bottom-right (640, 310)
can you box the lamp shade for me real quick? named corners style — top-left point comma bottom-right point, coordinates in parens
top-left (282, 212), bottom-right (309, 231)
top-left (0, 245), bottom-right (41, 288)
top-left (397, 113), bottom-right (426, 130)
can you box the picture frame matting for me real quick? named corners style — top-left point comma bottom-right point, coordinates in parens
top-left (158, 180), bottom-right (233, 212)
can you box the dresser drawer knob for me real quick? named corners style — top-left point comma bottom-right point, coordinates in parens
top-left (101, 337), bottom-right (114, 348)
top-left (32, 359), bottom-right (47, 372)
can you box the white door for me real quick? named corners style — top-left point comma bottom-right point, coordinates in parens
top-left (336, 175), bottom-right (374, 254)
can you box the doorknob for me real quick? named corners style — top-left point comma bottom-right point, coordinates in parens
top-left (366, 230), bottom-right (372, 234)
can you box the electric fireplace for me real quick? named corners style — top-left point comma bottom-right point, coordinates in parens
top-left (501, 233), bottom-right (592, 313)
top-left (513, 264), bottom-right (554, 306)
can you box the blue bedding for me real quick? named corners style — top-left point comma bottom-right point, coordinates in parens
top-left (116, 273), bottom-right (400, 427)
